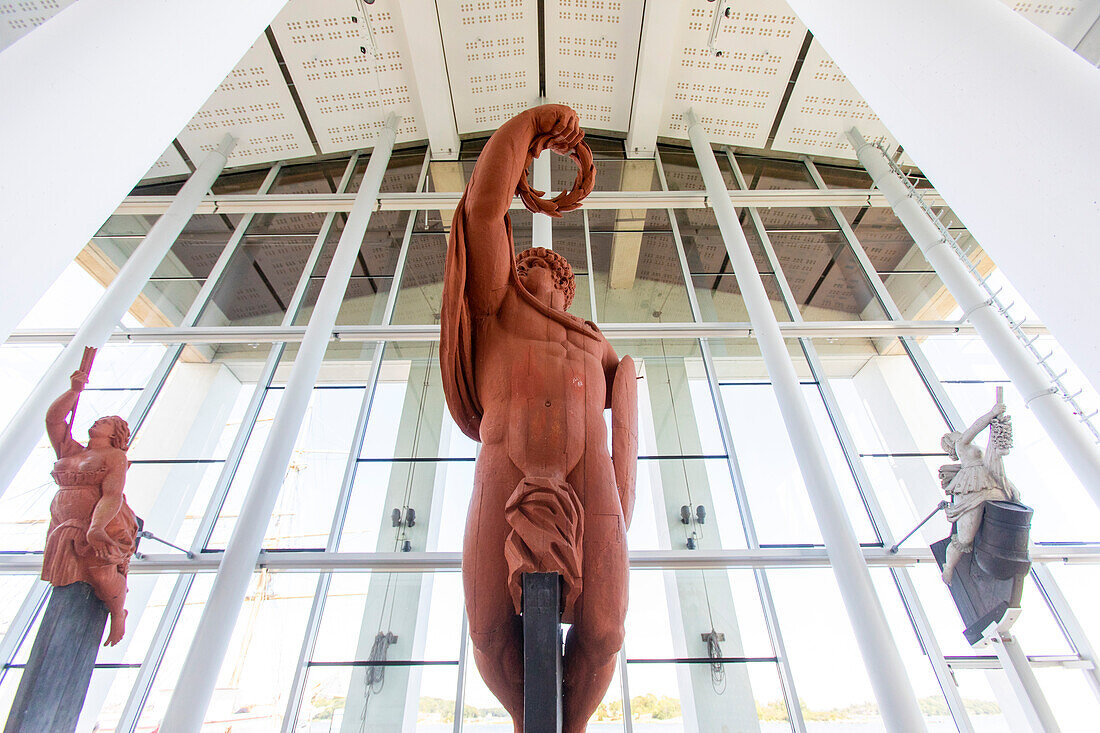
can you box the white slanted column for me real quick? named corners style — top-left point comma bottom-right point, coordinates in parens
top-left (0, 136), bottom-right (236, 500)
top-left (532, 150), bottom-right (552, 250)
top-left (0, 0), bottom-right (288, 343)
top-left (783, 0), bottom-right (1100, 393)
top-left (685, 109), bottom-right (928, 732)
top-left (341, 356), bottom-right (450, 732)
top-left (157, 115), bottom-right (399, 733)
top-left (850, 130), bottom-right (1100, 511)
top-left (641, 358), bottom-right (760, 732)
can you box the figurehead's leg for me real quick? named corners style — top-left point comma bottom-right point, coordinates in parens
top-left (943, 507), bottom-right (983, 584)
top-left (86, 564), bottom-right (127, 645)
top-left (469, 618), bottom-right (524, 730)
top-left (464, 452), bottom-right (526, 728)
top-left (562, 476), bottom-right (628, 733)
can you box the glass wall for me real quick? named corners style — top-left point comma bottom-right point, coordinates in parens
top-left (2, 137), bottom-right (1098, 733)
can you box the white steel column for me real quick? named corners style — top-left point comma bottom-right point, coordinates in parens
top-left (685, 109), bottom-right (927, 731)
top-left (806, 154), bottom-right (1093, 722)
top-left (989, 631), bottom-right (1062, 732)
top-left (116, 154), bottom-right (359, 733)
top-left (0, 0), bottom-right (287, 343)
top-left (0, 136), bottom-right (235, 499)
top-left (657, 149), bottom-right (807, 730)
top-left (158, 116), bottom-right (398, 733)
top-left (280, 151), bottom-right (429, 732)
top-left (532, 150), bottom-right (552, 250)
top-left (734, 150), bottom-right (975, 731)
top-left (849, 130), bottom-right (1100, 510)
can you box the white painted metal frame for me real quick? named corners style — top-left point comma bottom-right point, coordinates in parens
top-left (3, 133), bottom-right (1098, 731)
top-left (125, 162), bottom-right (284, 437)
top-left (686, 108), bottom-right (928, 731)
top-left (107, 187), bottom-right (948, 216)
top-left (734, 150), bottom-right (976, 731)
top-left (5, 546), bottom-right (1098, 576)
top-left (279, 148), bottom-right (430, 732)
top-left (849, 129), bottom-right (1100, 510)
top-left (159, 116), bottom-right (399, 732)
top-left (113, 154), bottom-right (362, 733)
top-left (804, 155), bottom-right (1100, 715)
top-left (653, 147), bottom-right (809, 731)
top-left (7, 320), bottom-right (1034, 347)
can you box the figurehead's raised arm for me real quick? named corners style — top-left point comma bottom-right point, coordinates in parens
top-left (45, 370), bottom-right (88, 459)
top-left (441, 105), bottom-right (592, 442)
top-left (457, 105), bottom-right (587, 316)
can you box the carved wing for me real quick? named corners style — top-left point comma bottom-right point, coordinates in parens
top-left (611, 355), bottom-right (638, 529)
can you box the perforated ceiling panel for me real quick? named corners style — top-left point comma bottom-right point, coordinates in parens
top-left (143, 144), bottom-right (190, 180)
top-left (544, 0), bottom-right (642, 132)
top-left (176, 37), bottom-right (315, 168)
top-left (270, 0), bottom-right (423, 154)
top-left (437, 0), bottom-right (540, 135)
top-left (771, 40), bottom-right (901, 160)
top-left (0, 0), bottom-right (73, 51)
top-left (659, 0), bottom-right (806, 147)
top-left (1003, 0), bottom-right (1100, 47)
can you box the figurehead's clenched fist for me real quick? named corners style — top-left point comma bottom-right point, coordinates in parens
top-left (514, 104), bottom-right (594, 217)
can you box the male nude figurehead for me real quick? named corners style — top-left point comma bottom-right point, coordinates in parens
top-left (440, 105), bottom-right (638, 732)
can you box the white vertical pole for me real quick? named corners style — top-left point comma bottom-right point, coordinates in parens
top-left (618, 646), bottom-right (634, 732)
top-left (532, 150), bottom-right (552, 250)
top-left (990, 631), bottom-right (1062, 732)
top-left (0, 134), bottom-right (235, 499)
top-left (685, 109), bottom-right (927, 732)
top-left (280, 151), bottom-right (430, 732)
top-left (848, 129), bottom-right (1100, 511)
top-left (736, 150), bottom-right (974, 732)
top-left (157, 116), bottom-right (399, 733)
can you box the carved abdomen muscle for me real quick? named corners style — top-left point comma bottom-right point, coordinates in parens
top-left (505, 341), bottom-right (589, 479)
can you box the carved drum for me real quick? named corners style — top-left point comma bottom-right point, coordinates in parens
top-left (974, 500), bottom-right (1033, 580)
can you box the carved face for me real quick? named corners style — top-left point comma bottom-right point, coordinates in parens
top-left (88, 418), bottom-right (113, 439)
top-left (516, 247), bottom-right (575, 311)
top-left (88, 416), bottom-right (130, 450)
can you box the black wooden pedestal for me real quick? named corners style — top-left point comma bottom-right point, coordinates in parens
top-left (522, 572), bottom-right (563, 733)
top-left (4, 582), bottom-right (107, 733)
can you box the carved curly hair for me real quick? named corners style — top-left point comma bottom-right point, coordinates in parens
top-left (515, 247), bottom-right (576, 309)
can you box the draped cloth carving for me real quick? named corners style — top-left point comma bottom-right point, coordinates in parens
top-left (503, 477), bottom-right (584, 619)
top-left (42, 472), bottom-right (139, 589)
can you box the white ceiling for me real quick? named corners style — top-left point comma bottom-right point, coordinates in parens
top-left (2, 0), bottom-right (1098, 176)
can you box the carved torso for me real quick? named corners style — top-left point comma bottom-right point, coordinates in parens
top-left (43, 446), bottom-right (137, 587)
top-left (475, 288), bottom-right (610, 481)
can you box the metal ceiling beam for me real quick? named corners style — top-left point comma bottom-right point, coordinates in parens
top-left (5, 320), bottom-right (1048, 345)
top-left (625, 0), bottom-right (683, 158)
top-left (393, 0), bottom-right (461, 160)
top-left (112, 188), bottom-right (946, 215)
top-left (0, 545), bottom-right (1095, 574)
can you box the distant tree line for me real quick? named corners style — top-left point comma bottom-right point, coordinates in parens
top-left (310, 691), bottom-right (1000, 724)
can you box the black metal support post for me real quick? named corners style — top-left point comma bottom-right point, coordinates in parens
top-left (4, 582), bottom-right (107, 733)
top-left (522, 572), bottom-right (563, 733)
